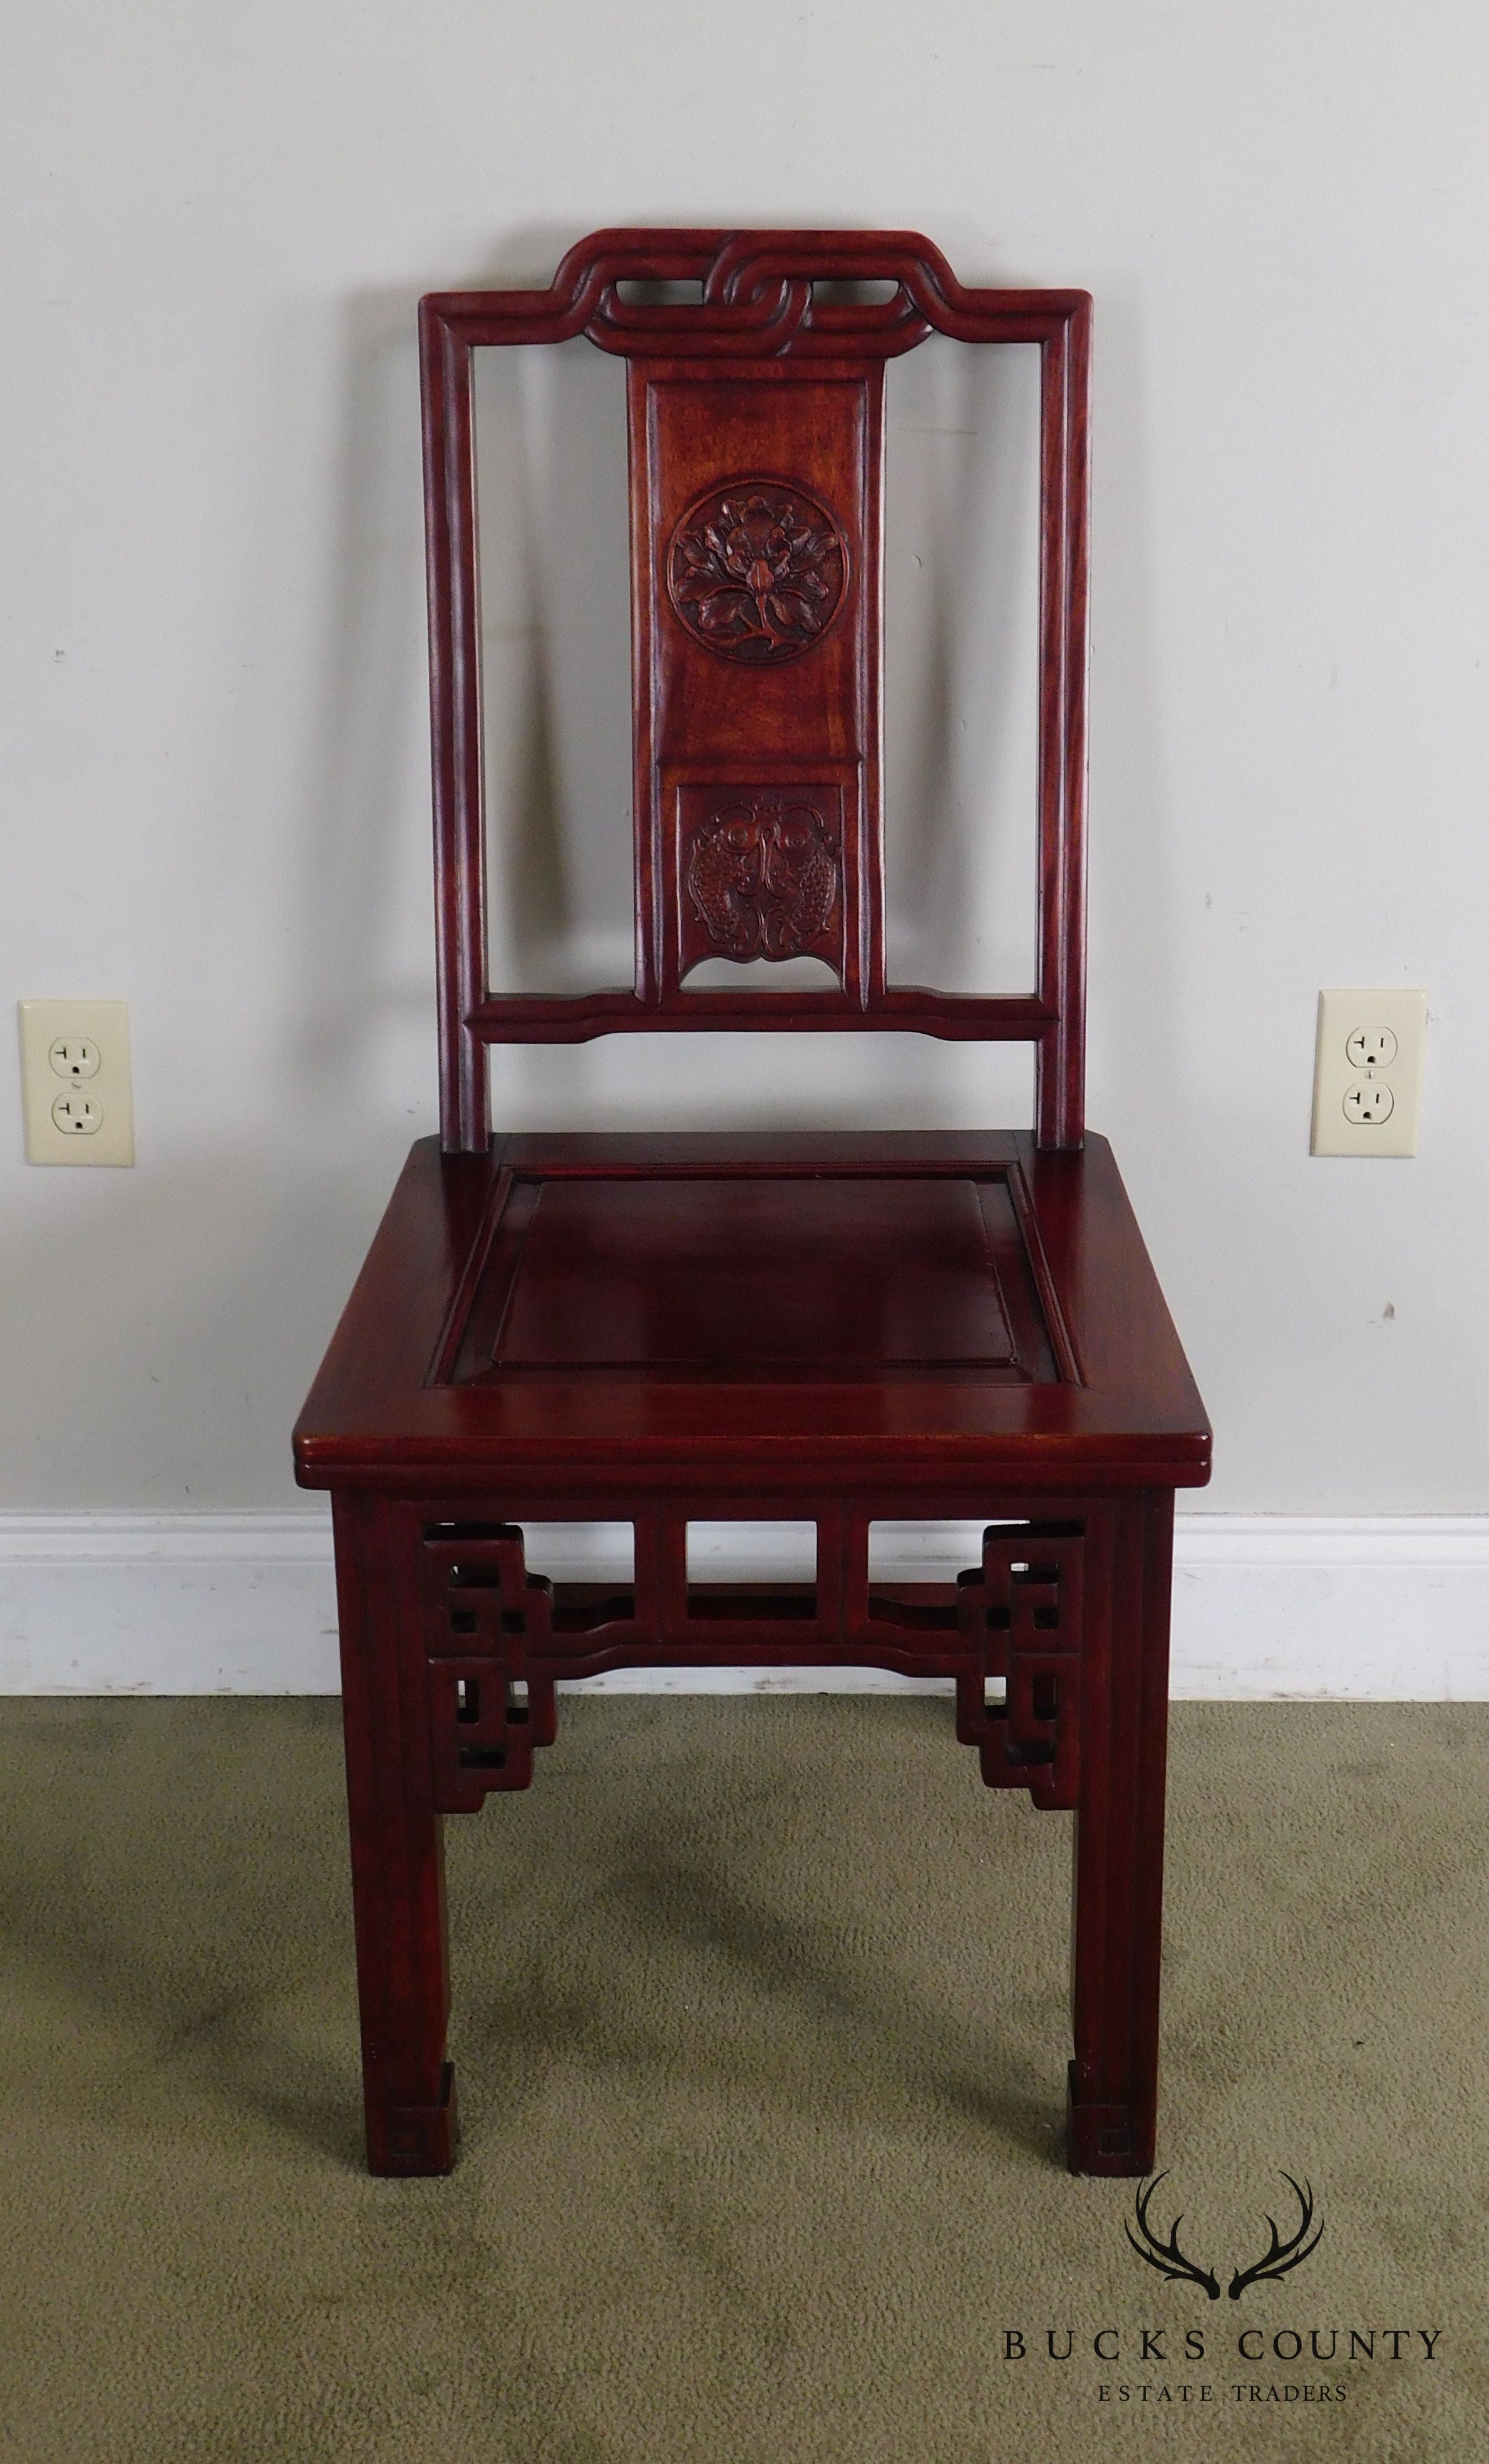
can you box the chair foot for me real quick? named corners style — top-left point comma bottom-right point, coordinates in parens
top-left (1065, 2062), bottom-right (1154, 2177)
top-left (367, 2061), bottom-right (459, 2177)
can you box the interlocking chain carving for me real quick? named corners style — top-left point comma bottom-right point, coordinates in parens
top-left (955, 1523), bottom-right (1084, 1810)
top-left (426, 229), bottom-right (1086, 361)
top-left (421, 1527), bottom-right (559, 1810)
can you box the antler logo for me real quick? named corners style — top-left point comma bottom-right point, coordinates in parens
top-left (1124, 2175), bottom-right (1222, 2301)
top-left (667, 480), bottom-right (847, 663)
top-left (1226, 2175), bottom-right (1326, 2301)
top-left (1125, 2172), bottom-right (1324, 2301)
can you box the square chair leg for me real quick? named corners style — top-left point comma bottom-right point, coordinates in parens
top-left (1066, 1492), bottom-right (1173, 2175)
top-left (333, 1495), bottom-right (457, 2176)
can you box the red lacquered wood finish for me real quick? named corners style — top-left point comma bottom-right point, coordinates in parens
top-left (421, 229), bottom-right (1088, 1147)
top-left (298, 230), bottom-right (1209, 2180)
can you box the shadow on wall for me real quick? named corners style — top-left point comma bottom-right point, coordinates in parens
top-left (1079, 276), bottom-right (1202, 1293)
top-left (288, 276), bottom-right (435, 1097)
top-left (286, 222), bottom-right (646, 1098)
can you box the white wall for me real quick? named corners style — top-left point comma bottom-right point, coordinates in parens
top-left (3, 0), bottom-right (1486, 1518)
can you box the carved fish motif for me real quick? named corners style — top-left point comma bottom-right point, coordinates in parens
top-left (685, 802), bottom-right (839, 961)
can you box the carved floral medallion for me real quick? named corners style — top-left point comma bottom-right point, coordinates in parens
top-left (667, 480), bottom-right (848, 664)
top-left (684, 800), bottom-right (840, 962)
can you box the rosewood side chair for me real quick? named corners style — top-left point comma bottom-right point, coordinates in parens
top-left (294, 228), bottom-right (1210, 2180)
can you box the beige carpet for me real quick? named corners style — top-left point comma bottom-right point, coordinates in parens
top-left (1, 1696), bottom-right (1486, 2461)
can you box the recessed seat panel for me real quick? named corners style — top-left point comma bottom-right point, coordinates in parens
top-left (445, 1170), bottom-right (1060, 1384)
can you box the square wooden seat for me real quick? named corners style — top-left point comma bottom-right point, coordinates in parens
top-left (299, 1130), bottom-right (1205, 1472)
top-left (295, 230), bottom-right (1210, 2182)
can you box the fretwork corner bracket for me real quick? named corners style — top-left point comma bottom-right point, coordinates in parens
top-left (955, 1523), bottom-right (1083, 1811)
top-left (419, 1513), bottom-right (1084, 1817)
top-left (422, 1527), bottom-right (559, 1810)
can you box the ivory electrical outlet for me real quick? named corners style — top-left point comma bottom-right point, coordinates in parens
top-left (1311, 987), bottom-right (1426, 1158)
top-left (19, 999), bottom-right (134, 1164)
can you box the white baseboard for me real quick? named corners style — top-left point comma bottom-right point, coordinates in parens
top-left (1, 1512), bottom-right (1485, 1701)
top-left (0, 1513), bottom-right (341, 1696)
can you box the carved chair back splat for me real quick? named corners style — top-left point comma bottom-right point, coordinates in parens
top-left (294, 228), bottom-right (1210, 2183)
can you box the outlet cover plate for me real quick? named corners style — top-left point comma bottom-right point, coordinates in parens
top-left (19, 999), bottom-right (134, 1165)
top-left (1311, 987), bottom-right (1426, 1157)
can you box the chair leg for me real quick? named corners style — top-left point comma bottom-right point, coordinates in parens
top-left (332, 1493), bottom-right (457, 2176)
top-left (1066, 1492), bottom-right (1174, 2177)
